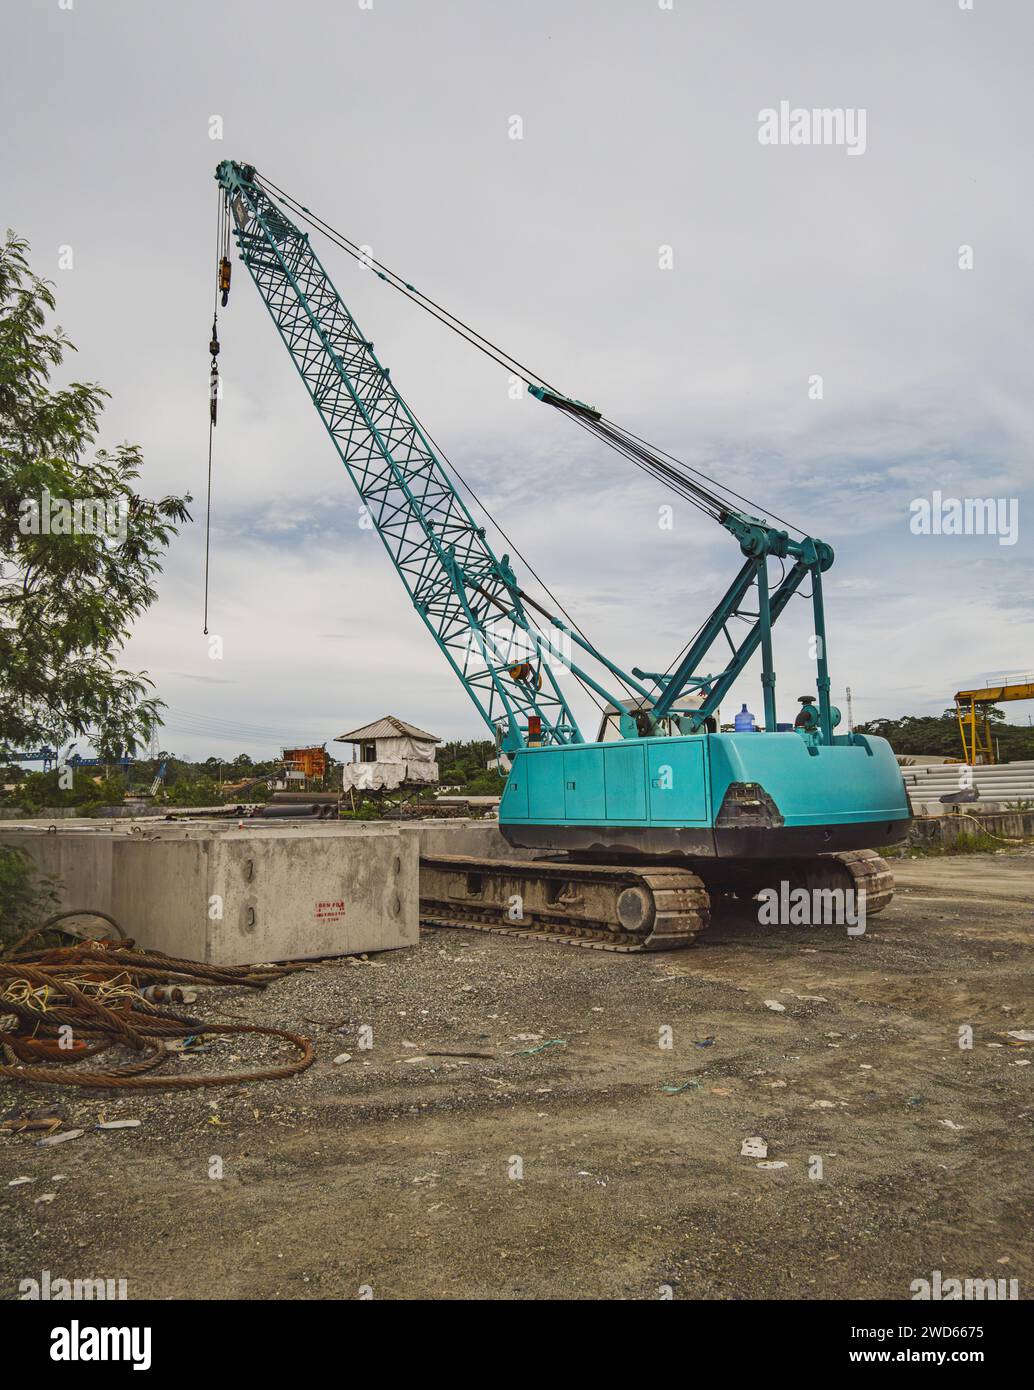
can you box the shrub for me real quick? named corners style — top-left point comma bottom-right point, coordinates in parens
top-left (0, 844), bottom-right (59, 951)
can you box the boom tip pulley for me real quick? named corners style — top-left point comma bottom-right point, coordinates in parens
top-left (527, 384), bottom-right (602, 422)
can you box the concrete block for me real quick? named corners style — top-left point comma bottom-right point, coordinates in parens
top-left (0, 819), bottom-right (417, 965)
top-left (401, 818), bottom-right (537, 861)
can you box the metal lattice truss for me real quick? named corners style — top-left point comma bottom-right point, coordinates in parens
top-left (217, 163), bottom-right (592, 749)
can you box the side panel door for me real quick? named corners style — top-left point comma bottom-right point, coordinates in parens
top-left (525, 749), bottom-right (567, 821)
top-left (647, 740), bottom-right (709, 824)
top-left (500, 757), bottom-right (529, 819)
top-left (603, 742), bottom-right (647, 821)
top-left (562, 748), bottom-right (606, 821)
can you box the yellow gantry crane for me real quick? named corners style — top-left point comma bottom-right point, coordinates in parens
top-left (954, 677), bottom-right (1034, 764)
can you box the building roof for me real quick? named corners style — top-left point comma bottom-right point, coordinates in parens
top-left (334, 715), bottom-right (442, 744)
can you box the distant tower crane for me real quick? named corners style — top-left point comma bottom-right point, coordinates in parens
top-left (955, 677), bottom-right (1034, 765)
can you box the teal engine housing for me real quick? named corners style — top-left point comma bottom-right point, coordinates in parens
top-left (498, 731), bottom-right (911, 859)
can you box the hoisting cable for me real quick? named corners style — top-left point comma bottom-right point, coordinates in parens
top-left (252, 172), bottom-right (763, 706)
top-left (413, 402), bottom-right (730, 712)
top-left (255, 171), bottom-right (727, 710)
top-left (411, 411), bottom-right (620, 718)
top-left (650, 548), bottom-right (789, 702)
top-left (596, 417), bottom-right (803, 538)
top-left (384, 291), bottom-right (804, 701)
top-left (240, 169), bottom-right (810, 713)
top-left (203, 331), bottom-right (216, 637)
top-left (563, 411), bottom-right (724, 522)
top-left (254, 169), bottom-right (804, 537)
top-left (256, 172), bottom-right (561, 398)
top-left (230, 172), bottom-right (620, 722)
top-left (203, 191), bottom-right (230, 634)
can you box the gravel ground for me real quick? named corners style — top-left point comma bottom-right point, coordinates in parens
top-left (2, 850), bottom-right (1032, 1301)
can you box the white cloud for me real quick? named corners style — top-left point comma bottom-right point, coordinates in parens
top-left (4, 0), bottom-right (1031, 756)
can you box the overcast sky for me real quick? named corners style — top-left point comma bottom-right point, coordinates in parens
top-left (4, 0), bottom-right (1031, 760)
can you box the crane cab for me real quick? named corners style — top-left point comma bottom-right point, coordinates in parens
top-left (593, 695), bottom-right (718, 743)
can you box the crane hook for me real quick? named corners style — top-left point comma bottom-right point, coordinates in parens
top-left (209, 316), bottom-right (221, 427)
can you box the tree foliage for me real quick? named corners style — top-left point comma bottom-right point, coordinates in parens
top-left (0, 231), bottom-right (191, 754)
top-left (8, 767), bottom-right (124, 814)
top-left (0, 844), bottom-right (59, 950)
top-left (438, 739), bottom-right (495, 785)
top-left (856, 709), bottom-right (1034, 761)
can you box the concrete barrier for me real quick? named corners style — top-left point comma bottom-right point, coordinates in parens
top-left (9, 810), bottom-right (1022, 965)
top-left (0, 819), bottom-right (417, 964)
top-left (905, 809), bottom-right (1034, 850)
top-left (401, 818), bottom-right (536, 861)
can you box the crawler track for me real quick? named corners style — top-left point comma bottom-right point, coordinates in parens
top-left (809, 849), bottom-right (896, 915)
top-left (419, 855), bottom-right (709, 952)
top-left (722, 848), bottom-right (895, 918)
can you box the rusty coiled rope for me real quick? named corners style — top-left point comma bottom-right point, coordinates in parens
top-left (0, 940), bottom-right (315, 1090)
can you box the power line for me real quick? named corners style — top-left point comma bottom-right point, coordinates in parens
top-left (161, 706), bottom-right (318, 744)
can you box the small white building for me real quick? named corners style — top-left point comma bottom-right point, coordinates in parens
top-left (335, 715), bottom-right (441, 793)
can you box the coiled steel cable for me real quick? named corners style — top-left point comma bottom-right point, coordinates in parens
top-left (0, 940), bottom-right (315, 1090)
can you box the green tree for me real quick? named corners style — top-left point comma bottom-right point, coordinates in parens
top-left (165, 776), bottom-right (219, 806)
top-left (458, 769), bottom-right (507, 795)
top-left (94, 771), bottom-right (127, 805)
top-left (0, 844), bottom-right (59, 950)
top-left (855, 711), bottom-right (1034, 761)
top-left (0, 232), bottom-right (190, 754)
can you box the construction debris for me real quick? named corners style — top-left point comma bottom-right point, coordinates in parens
top-left (0, 1114), bottom-right (62, 1136)
top-left (515, 1038), bottom-right (567, 1055)
top-left (0, 939), bottom-right (314, 1091)
top-left (36, 1128), bottom-right (84, 1147)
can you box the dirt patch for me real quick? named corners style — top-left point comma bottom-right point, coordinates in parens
top-left (2, 851), bottom-right (1032, 1300)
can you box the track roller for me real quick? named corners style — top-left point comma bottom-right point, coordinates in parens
top-left (716, 848), bottom-right (895, 920)
top-left (419, 855), bottom-right (709, 952)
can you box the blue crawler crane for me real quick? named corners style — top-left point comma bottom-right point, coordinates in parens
top-left (212, 160), bottom-right (909, 950)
